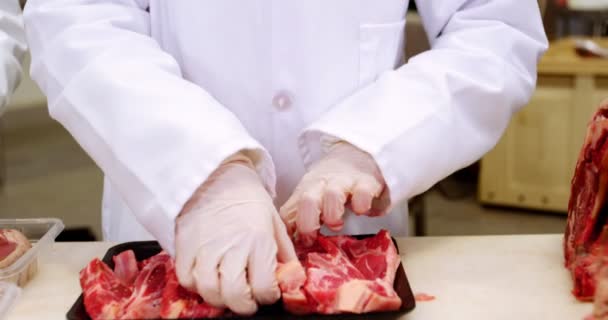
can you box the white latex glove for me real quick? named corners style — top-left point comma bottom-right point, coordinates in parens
top-left (280, 141), bottom-right (390, 244)
top-left (175, 153), bottom-right (297, 315)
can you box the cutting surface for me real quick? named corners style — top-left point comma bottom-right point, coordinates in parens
top-left (6, 235), bottom-right (591, 319)
top-left (396, 235), bottom-right (589, 320)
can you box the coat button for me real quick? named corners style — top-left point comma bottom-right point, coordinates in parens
top-left (272, 91), bottom-right (293, 110)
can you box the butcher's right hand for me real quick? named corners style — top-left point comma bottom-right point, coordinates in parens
top-left (175, 153), bottom-right (297, 315)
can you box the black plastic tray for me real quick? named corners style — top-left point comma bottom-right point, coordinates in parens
top-left (67, 236), bottom-right (416, 319)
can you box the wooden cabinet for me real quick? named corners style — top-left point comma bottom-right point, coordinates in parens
top-left (479, 38), bottom-right (608, 213)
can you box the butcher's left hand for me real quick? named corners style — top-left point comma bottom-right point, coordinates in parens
top-left (280, 141), bottom-right (390, 244)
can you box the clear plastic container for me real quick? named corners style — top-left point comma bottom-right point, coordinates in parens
top-left (0, 218), bottom-right (64, 287)
top-left (0, 282), bottom-right (20, 319)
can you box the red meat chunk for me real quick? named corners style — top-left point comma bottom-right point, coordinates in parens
top-left (79, 259), bottom-right (133, 320)
top-left (80, 251), bottom-right (223, 319)
top-left (277, 229), bottom-right (402, 314)
top-left (160, 261), bottom-right (224, 318)
top-left (112, 250), bottom-right (138, 286)
top-left (80, 230), bottom-right (401, 318)
top-left (566, 100), bottom-right (608, 301)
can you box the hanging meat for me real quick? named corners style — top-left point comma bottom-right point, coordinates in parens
top-left (565, 99), bottom-right (608, 316)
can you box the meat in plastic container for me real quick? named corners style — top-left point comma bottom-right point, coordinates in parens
top-left (0, 218), bottom-right (64, 287)
top-left (0, 282), bottom-right (20, 319)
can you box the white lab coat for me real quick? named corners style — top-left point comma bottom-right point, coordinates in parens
top-left (0, 0), bottom-right (26, 114)
top-left (23, 0), bottom-right (548, 253)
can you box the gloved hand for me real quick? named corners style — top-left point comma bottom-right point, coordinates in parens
top-left (280, 141), bottom-right (390, 244)
top-left (175, 153), bottom-right (297, 315)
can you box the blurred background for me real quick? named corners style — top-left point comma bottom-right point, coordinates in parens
top-left (0, 0), bottom-right (607, 241)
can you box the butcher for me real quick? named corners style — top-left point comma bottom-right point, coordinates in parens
top-left (22, 0), bottom-right (547, 315)
top-left (0, 0), bottom-right (26, 115)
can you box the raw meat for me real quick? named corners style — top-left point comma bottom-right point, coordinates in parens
top-left (593, 260), bottom-right (608, 320)
top-left (565, 100), bottom-right (608, 300)
top-left (0, 229), bottom-right (31, 268)
top-left (80, 259), bottom-right (133, 320)
top-left (160, 262), bottom-right (225, 318)
top-left (277, 229), bottom-right (402, 314)
top-left (0, 229), bottom-right (35, 286)
top-left (113, 250), bottom-right (138, 286)
top-left (80, 251), bottom-right (223, 319)
top-left (276, 260), bottom-right (310, 314)
top-left (414, 293), bottom-right (436, 302)
top-left (81, 230), bottom-right (401, 318)
top-left (327, 230), bottom-right (400, 284)
top-left (119, 253), bottom-right (170, 319)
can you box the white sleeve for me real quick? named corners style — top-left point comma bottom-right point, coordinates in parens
top-left (301, 0), bottom-right (548, 206)
top-left (23, 0), bottom-right (276, 253)
top-left (0, 0), bottom-right (26, 114)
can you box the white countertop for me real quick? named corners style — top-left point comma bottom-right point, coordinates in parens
top-left (6, 234), bottom-right (592, 319)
